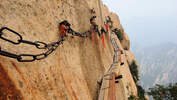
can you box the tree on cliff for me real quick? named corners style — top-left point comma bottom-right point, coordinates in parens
top-left (128, 60), bottom-right (139, 84)
top-left (148, 83), bottom-right (177, 100)
top-left (113, 28), bottom-right (123, 41)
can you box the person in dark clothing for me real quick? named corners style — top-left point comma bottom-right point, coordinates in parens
top-left (90, 15), bottom-right (97, 41)
top-left (90, 16), bottom-right (97, 26)
top-left (91, 8), bottom-right (96, 14)
top-left (90, 9), bottom-right (97, 32)
top-left (101, 26), bottom-right (106, 35)
top-left (115, 75), bottom-right (123, 83)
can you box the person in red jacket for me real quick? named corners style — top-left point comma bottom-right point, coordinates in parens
top-left (58, 20), bottom-right (70, 39)
top-left (100, 26), bottom-right (106, 48)
top-left (105, 23), bottom-right (110, 32)
top-left (90, 16), bottom-right (97, 42)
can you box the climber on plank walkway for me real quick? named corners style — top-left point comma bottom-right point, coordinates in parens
top-left (100, 26), bottom-right (106, 48)
top-left (98, 27), bottom-right (124, 100)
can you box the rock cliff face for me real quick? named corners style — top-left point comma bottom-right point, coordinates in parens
top-left (0, 0), bottom-right (137, 100)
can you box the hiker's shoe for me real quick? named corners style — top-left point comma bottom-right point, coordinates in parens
top-left (120, 62), bottom-right (124, 66)
top-left (121, 50), bottom-right (124, 54)
top-left (115, 75), bottom-right (123, 80)
top-left (115, 80), bottom-right (119, 84)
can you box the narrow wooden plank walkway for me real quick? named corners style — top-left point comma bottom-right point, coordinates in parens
top-left (98, 31), bottom-right (121, 100)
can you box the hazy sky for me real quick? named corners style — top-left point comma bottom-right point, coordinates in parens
top-left (102, 0), bottom-right (177, 48)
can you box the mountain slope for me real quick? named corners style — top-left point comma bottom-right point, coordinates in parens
top-left (133, 43), bottom-right (177, 90)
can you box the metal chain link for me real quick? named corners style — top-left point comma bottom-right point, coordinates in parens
top-left (0, 27), bottom-right (48, 49)
top-left (67, 28), bottom-right (89, 38)
top-left (17, 38), bottom-right (64, 62)
top-left (0, 37), bottom-right (64, 62)
top-left (0, 26), bottom-right (65, 62)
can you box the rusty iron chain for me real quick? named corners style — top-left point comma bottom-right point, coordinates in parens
top-left (0, 12), bottom-right (107, 62)
top-left (0, 27), bottom-right (48, 49)
top-left (67, 28), bottom-right (89, 38)
top-left (0, 25), bottom-right (88, 62)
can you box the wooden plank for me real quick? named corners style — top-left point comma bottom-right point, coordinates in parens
top-left (98, 76), bottom-right (110, 100)
top-left (98, 32), bottom-right (120, 100)
top-left (108, 74), bottom-right (116, 100)
top-left (104, 76), bottom-right (110, 100)
top-left (98, 79), bottom-right (106, 100)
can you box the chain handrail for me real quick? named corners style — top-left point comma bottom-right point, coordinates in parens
top-left (0, 8), bottom-right (110, 62)
top-left (0, 35), bottom-right (64, 62)
top-left (0, 27), bottom-right (48, 49)
top-left (0, 24), bottom-right (89, 62)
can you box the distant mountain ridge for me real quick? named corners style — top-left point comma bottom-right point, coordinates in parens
top-left (133, 43), bottom-right (177, 90)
